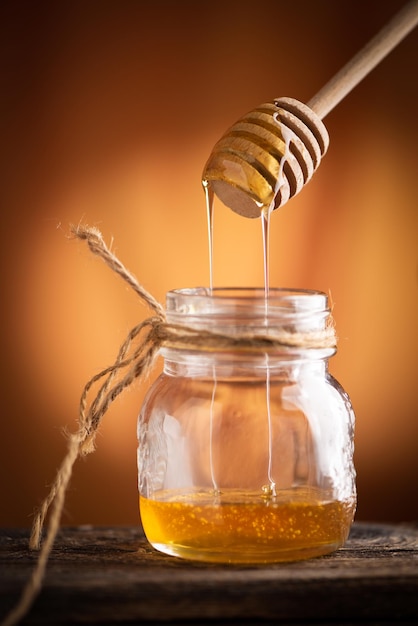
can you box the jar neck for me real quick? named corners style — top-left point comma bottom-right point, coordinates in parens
top-left (161, 287), bottom-right (336, 378)
top-left (162, 351), bottom-right (328, 380)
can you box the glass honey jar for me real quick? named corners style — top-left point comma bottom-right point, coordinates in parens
top-left (137, 287), bottom-right (356, 563)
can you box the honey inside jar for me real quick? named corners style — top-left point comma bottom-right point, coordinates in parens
top-left (140, 487), bottom-right (355, 563)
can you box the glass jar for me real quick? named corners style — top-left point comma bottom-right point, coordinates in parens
top-left (137, 287), bottom-right (356, 563)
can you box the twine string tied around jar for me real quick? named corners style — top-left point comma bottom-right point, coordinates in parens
top-left (1, 224), bottom-right (337, 626)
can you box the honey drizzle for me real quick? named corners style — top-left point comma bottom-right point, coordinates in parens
top-left (261, 208), bottom-right (276, 495)
top-left (202, 179), bottom-right (215, 292)
top-left (202, 180), bottom-right (219, 492)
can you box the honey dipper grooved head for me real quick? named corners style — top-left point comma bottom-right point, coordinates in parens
top-left (202, 97), bottom-right (329, 218)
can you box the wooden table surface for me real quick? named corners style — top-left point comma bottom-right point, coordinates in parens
top-left (1, 522), bottom-right (417, 625)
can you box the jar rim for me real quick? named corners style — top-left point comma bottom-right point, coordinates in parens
top-left (166, 287), bottom-right (329, 315)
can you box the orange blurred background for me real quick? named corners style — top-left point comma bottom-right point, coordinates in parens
top-left (1, 0), bottom-right (417, 528)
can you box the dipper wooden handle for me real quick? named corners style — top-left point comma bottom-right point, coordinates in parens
top-left (203, 0), bottom-right (418, 218)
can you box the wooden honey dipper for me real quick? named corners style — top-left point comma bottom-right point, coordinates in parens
top-left (202, 0), bottom-right (418, 218)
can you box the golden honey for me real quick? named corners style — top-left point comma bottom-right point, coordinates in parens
top-left (140, 488), bottom-right (355, 563)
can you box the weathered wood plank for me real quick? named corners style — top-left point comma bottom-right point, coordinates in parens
top-left (1, 523), bottom-right (417, 624)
